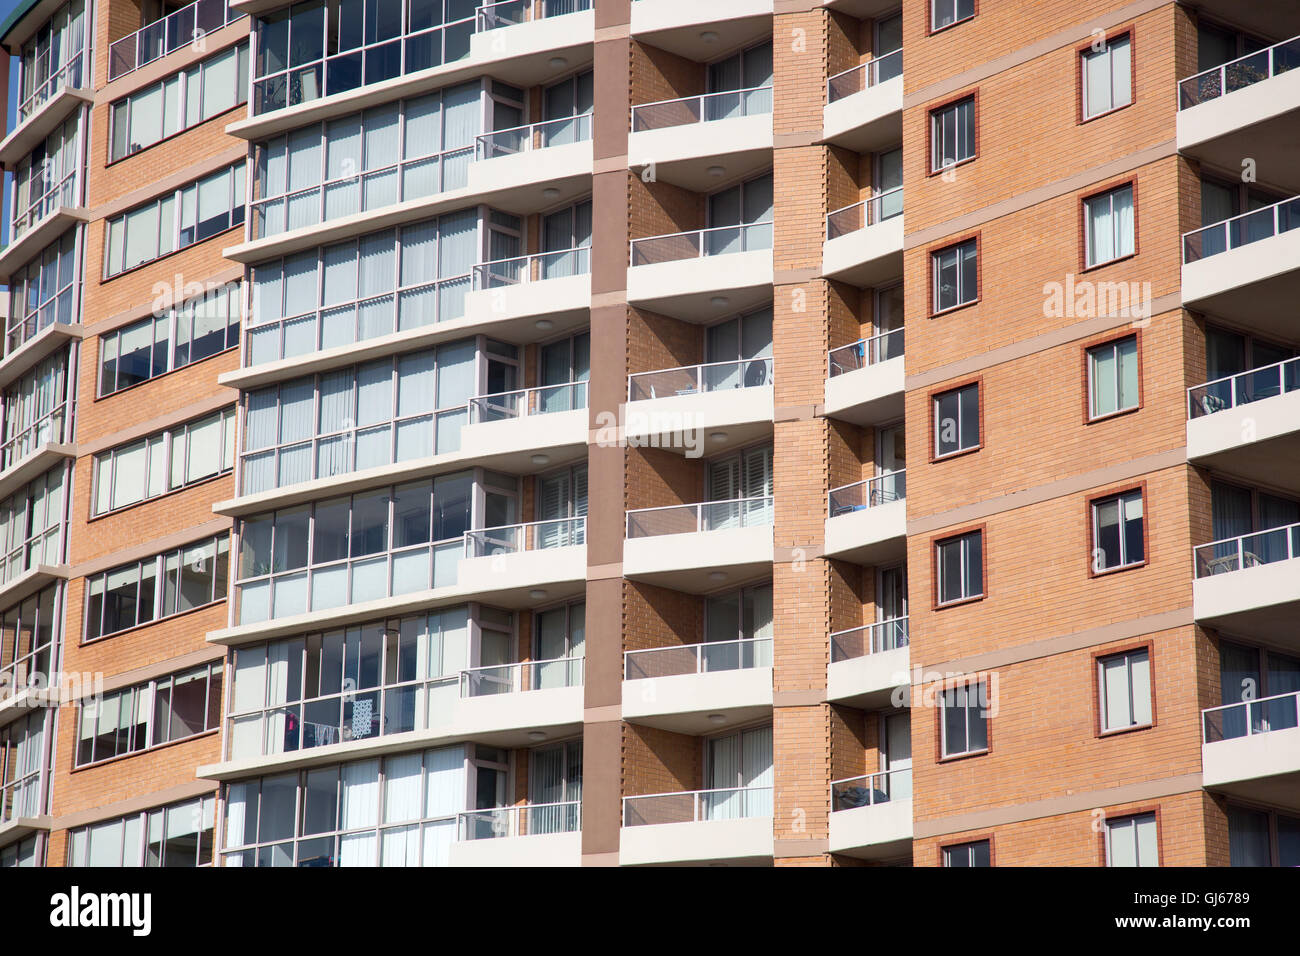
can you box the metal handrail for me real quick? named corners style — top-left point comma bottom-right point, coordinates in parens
top-left (621, 785), bottom-right (774, 825)
top-left (828, 470), bottom-right (906, 516)
top-left (627, 357), bottom-right (773, 400)
top-left (471, 247), bottom-right (591, 289)
top-left (826, 48), bottom-right (903, 102)
top-left (827, 327), bottom-right (904, 377)
top-left (1181, 193), bottom-right (1300, 263)
top-left (826, 186), bottom-right (903, 239)
top-left (457, 800), bottom-right (582, 839)
top-left (1193, 520), bottom-right (1300, 578)
top-left (107, 0), bottom-right (243, 82)
top-left (830, 767), bottom-right (910, 810)
top-left (631, 84), bottom-right (773, 131)
top-left (623, 636), bottom-right (773, 679)
top-left (459, 655), bottom-right (585, 696)
top-left (476, 113), bottom-right (593, 159)
top-left (629, 221), bottom-right (773, 265)
top-left (625, 495), bottom-right (775, 537)
top-left (1177, 33), bottom-right (1300, 109)
top-left (1187, 356), bottom-right (1300, 418)
top-left (463, 516), bottom-right (587, 556)
top-left (829, 616), bottom-right (909, 662)
top-left (1202, 689), bottom-right (1300, 744)
top-left (468, 382), bottom-right (588, 422)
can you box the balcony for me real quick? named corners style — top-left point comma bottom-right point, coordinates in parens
top-left (1202, 692), bottom-right (1300, 811)
top-left (458, 517), bottom-right (588, 602)
top-left (823, 472), bottom-right (906, 564)
top-left (461, 382), bottom-right (588, 468)
top-left (620, 787), bottom-right (773, 865)
top-left (460, 248), bottom-right (592, 333)
top-left (450, 801), bottom-right (581, 866)
top-left (828, 769), bottom-right (912, 860)
top-left (107, 0), bottom-right (244, 82)
top-left (627, 223), bottom-right (773, 321)
top-left (1188, 357), bottom-right (1300, 496)
top-left (0, 207), bottom-right (88, 286)
top-left (823, 51), bottom-right (902, 152)
top-left (622, 637), bottom-right (772, 733)
top-left (0, 405), bottom-right (76, 503)
top-left (1181, 196), bottom-right (1300, 341)
top-left (827, 617), bottom-right (909, 709)
top-left (0, 56), bottom-right (91, 169)
top-left (822, 188), bottom-right (903, 286)
top-left (1177, 36), bottom-right (1300, 194)
top-left (824, 329), bottom-right (904, 425)
top-left (624, 359), bottom-right (773, 455)
top-left (1193, 523), bottom-right (1300, 645)
top-left (630, 0), bottom-right (773, 61)
top-left (623, 497), bottom-right (774, 592)
top-left (468, 114), bottom-right (593, 212)
top-left (0, 321), bottom-right (83, 391)
top-left (628, 88), bottom-right (773, 190)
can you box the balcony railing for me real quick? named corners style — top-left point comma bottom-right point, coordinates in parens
top-left (630, 222), bottom-right (772, 267)
top-left (625, 496), bottom-right (774, 537)
top-left (830, 767), bottom-right (911, 811)
top-left (828, 327), bottom-right (904, 377)
top-left (18, 51), bottom-right (87, 124)
top-left (476, 0), bottom-right (591, 32)
top-left (468, 381), bottom-right (588, 423)
top-left (829, 616), bottom-right (909, 663)
top-left (623, 636), bottom-right (773, 680)
top-left (631, 85), bottom-right (773, 131)
top-left (827, 48), bottom-right (903, 103)
top-left (826, 186), bottom-right (903, 240)
top-left (622, 785), bottom-right (773, 826)
top-left (828, 471), bottom-right (905, 517)
top-left (0, 401), bottom-right (73, 473)
top-left (476, 113), bottom-right (592, 159)
top-left (1182, 194), bottom-right (1300, 262)
top-left (1177, 34), bottom-right (1300, 109)
top-left (1203, 690), bottom-right (1300, 743)
top-left (108, 0), bottom-right (243, 82)
top-left (627, 357), bottom-right (772, 401)
top-left (1194, 521), bottom-right (1300, 577)
top-left (1188, 356), bottom-right (1300, 418)
top-left (459, 655), bottom-right (584, 696)
top-left (464, 516), bottom-right (586, 557)
top-left (458, 800), bottom-right (581, 840)
top-left (472, 247), bottom-right (591, 289)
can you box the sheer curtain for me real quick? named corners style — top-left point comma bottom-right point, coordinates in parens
top-left (339, 759), bottom-right (380, 866)
top-left (380, 752), bottom-right (423, 865)
top-left (441, 83), bottom-right (480, 191)
top-left (706, 734), bottom-right (740, 820)
top-left (743, 726), bottom-right (773, 818)
top-left (422, 746), bottom-right (465, 866)
top-left (436, 210), bottom-right (477, 322)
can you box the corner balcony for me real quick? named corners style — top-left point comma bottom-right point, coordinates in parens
top-left (828, 769), bottom-right (912, 860)
top-left (822, 187), bottom-right (904, 286)
top-left (823, 472), bottom-right (906, 565)
top-left (461, 248), bottom-right (592, 334)
top-left (622, 637), bottom-right (773, 733)
top-left (627, 223), bottom-right (773, 322)
top-left (623, 497), bottom-right (774, 592)
top-left (824, 328), bottom-right (904, 425)
top-left (107, 0), bottom-right (244, 82)
top-left (0, 406), bottom-right (76, 503)
top-left (1177, 36), bottom-right (1300, 194)
top-left (630, 0), bottom-right (773, 61)
top-left (1181, 196), bottom-right (1300, 341)
top-left (450, 801), bottom-right (581, 866)
top-left (628, 87), bottom-right (773, 190)
top-left (468, 114), bottom-right (594, 213)
top-left (1188, 357), bottom-right (1300, 496)
top-left (462, 382), bottom-right (588, 470)
top-left (827, 617), bottom-right (909, 709)
top-left (0, 57), bottom-right (92, 169)
top-left (823, 51), bottom-right (902, 152)
top-left (1202, 692), bottom-right (1300, 811)
top-left (1193, 523), bottom-right (1300, 647)
top-left (624, 359), bottom-right (773, 455)
top-left (0, 205), bottom-right (89, 285)
top-left (458, 517), bottom-right (587, 602)
top-left (620, 787), bottom-right (773, 866)
top-left (0, 320), bottom-right (83, 392)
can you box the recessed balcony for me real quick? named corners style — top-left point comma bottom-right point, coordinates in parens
top-left (1202, 692), bottom-right (1300, 812)
top-left (630, 0), bottom-right (773, 61)
top-left (620, 787), bottom-right (773, 865)
top-left (827, 617), bottom-right (909, 709)
top-left (822, 188), bottom-right (904, 286)
top-left (1193, 523), bottom-right (1300, 646)
top-left (828, 769), bottom-right (913, 860)
top-left (461, 382), bottom-right (588, 469)
top-left (622, 637), bottom-right (773, 733)
top-left (628, 88), bottom-right (773, 190)
top-left (823, 51), bottom-right (902, 152)
top-left (107, 0), bottom-right (244, 82)
top-left (627, 224), bottom-right (773, 322)
top-left (824, 329), bottom-right (904, 425)
top-left (450, 801), bottom-right (582, 866)
top-left (823, 472), bottom-right (907, 564)
top-left (1181, 196), bottom-right (1300, 341)
top-left (1177, 36), bottom-right (1300, 194)
top-left (624, 359), bottom-right (773, 455)
top-left (1187, 358), bottom-right (1300, 496)
top-left (458, 517), bottom-right (588, 602)
top-left (623, 497), bottom-right (774, 592)
top-left (468, 114), bottom-right (594, 213)
top-left (461, 248), bottom-right (592, 333)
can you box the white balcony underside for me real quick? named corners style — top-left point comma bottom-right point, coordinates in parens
top-left (822, 75), bottom-right (903, 152)
top-left (1181, 229), bottom-right (1300, 341)
top-left (449, 830), bottom-right (582, 867)
top-left (628, 114), bottom-right (772, 191)
top-left (465, 140), bottom-right (594, 214)
top-left (630, 0), bottom-right (772, 60)
top-left (626, 250), bottom-right (773, 322)
top-left (622, 386), bottom-right (773, 456)
top-left (619, 816), bottom-right (773, 866)
top-left (622, 525), bottom-right (774, 592)
top-left (459, 407), bottom-right (588, 467)
top-left (461, 273), bottom-right (591, 328)
top-left (822, 216), bottom-right (904, 286)
top-left (1203, 727), bottom-right (1300, 812)
top-left (823, 357), bottom-right (905, 425)
top-left (822, 498), bottom-right (907, 564)
top-left (1187, 390), bottom-right (1300, 497)
top-left (622, 667), bottom-right (773, 734)
top-left (828, 797), bottom-right (913, 860)
top-left (827, 645), bottom-right (909, 709)
top-left (1193, 556), bottom-right (1300, 646)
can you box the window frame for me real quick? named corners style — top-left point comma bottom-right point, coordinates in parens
top-left (1093, 642), bottom-right (1156, 737)
top-left (1082, 330), bottom-right (1142, 423)
top-left (930, 378), bottom-right (982, 461)
top-left (927, 92), bottom-right (978, 175)
top-left (1077, 28), bottom-right (1135, 124)
top-left (928, 234), bottom-right (980, 315)
top-left (1101, 808), bottom-right (1161, 867)
top-left (928, 0), bottom-right (977, 35)
top-left (932, 526), bottom-right (986, 609)
top-left (1087, 484), bottom-right (1148, 576)
top-left (1080, 179), bottom-right (1138, 271)
top-left (939, 836), bottom-right (993, 866)
top-left (66, 794), bottom-right (216, 867)
top-left (937, 677), bottom-right (991, 760)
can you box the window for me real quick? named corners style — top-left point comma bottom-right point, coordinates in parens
top-left (2, 351), bottom-right (71, 470)
top-left (11, 115), bottom-right (81, 240)
top-left (931, 0), bottom-right (975, 32)
top-left (109, 44), bottom-right (250, 161)
top-left (0, 468), bottom-right (67, 588)
top-left (933, 382), bottom-right (979, 457)
top-left (0, 836), bottom-right (39, 867)
top-left (17, 0), bottom-right (87, 122)
top-left (1087, 335), bottom-right (1139, 419)
top-left (0, 584), bottom-right (61, 692)
top-left (1084, 184), bottom-right (1135, 267)
top-left (1228, 806), bottom-right (1300, 867)
top-left (99, 284), bottom-right (241, 396)
top-left (931, 238), bottom-right (977, 312)
top-left (104, 165), bottom-right (246, 277)
top-left (704, 307), bottom-right (773, 390)
top-left (930, 96), bottom-right (974, 171)
top-left (75, 663), bottom-right (222, 767)
top-left (67, 795), bottom-right (216, 867)
top-left (936, 530), bottom-right (983, 606)
top-left (1092, 489), bottom-right (1144, 571)
top-left (0, 712), bottom-right (49, 824)
top-left (1105, 812), bottom-right (1159, 866)
top-left (943, 839), bottom-right (990, 866)
top-left (91, 408), bottom-right (237, 516)
top-left (1081, 33), bottom-right (1132, 119)
top-left (84, 534), bottom-right (230, 641)
top-left (703, 172), bottom-right (774, 255)
top-left (703, 725), bottom-right (773, 820)
top-left (940, 681), bottom-right (988, 757)
top-left (1098, 648), bottom-right (1152, 732)
top-left (6, 230), bottom-right (80, 357)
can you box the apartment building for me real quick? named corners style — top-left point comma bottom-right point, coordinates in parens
top-left (0, 0), bottom-right (1294, 868)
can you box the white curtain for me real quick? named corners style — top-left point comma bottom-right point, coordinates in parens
top-left (403, 94), bottom-right (442, 160)
top-left (363, 104), bottom-right (400, 173)
top-left (283, 252), bottom-right (319, 316)
top-left (265, 640), bottom-right (293, 754)
top-left (397, 352), bottom-right (436, 416)
top-left (383, 753), bottom-right (423, 824)
top-left (358, 232), bottom-right (396, 299)
top-left (341, 759), bottom-right (380, 832)
top-left (435, 340), bottom-right (475, 411)
top-left (424, 745), bottom-right (465, 818)
top-left (286, 125), bottom-right (322, 193)
top-left (322, 243), bottom-right (357, 307)
top-left (400, 222), bottom-right (438, 287)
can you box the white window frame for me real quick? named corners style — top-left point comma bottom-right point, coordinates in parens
top-left (935, 530), bottom-right (983, 606)
top-left (1084, 184), bottom-right (1135, 268)
top-left (931, 238), bottom-right (977, 312)
top-left (939, 680), bottom-right (988, 757)
top-left (929, 96), bottom-right (974, 171)
top-left (1098, 647), bottom-right (1153, 733)
top-left (1086, 335), bottom-right (1139, 419)
top-left (931, 0), bottom-right (975, 32)
top-left (1105, 812), bottom-right (1159, 867)
top-left (1091, 489), bottom-right (1144, 571)
top-left (1081, 33), bottom-right (1132, 120)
